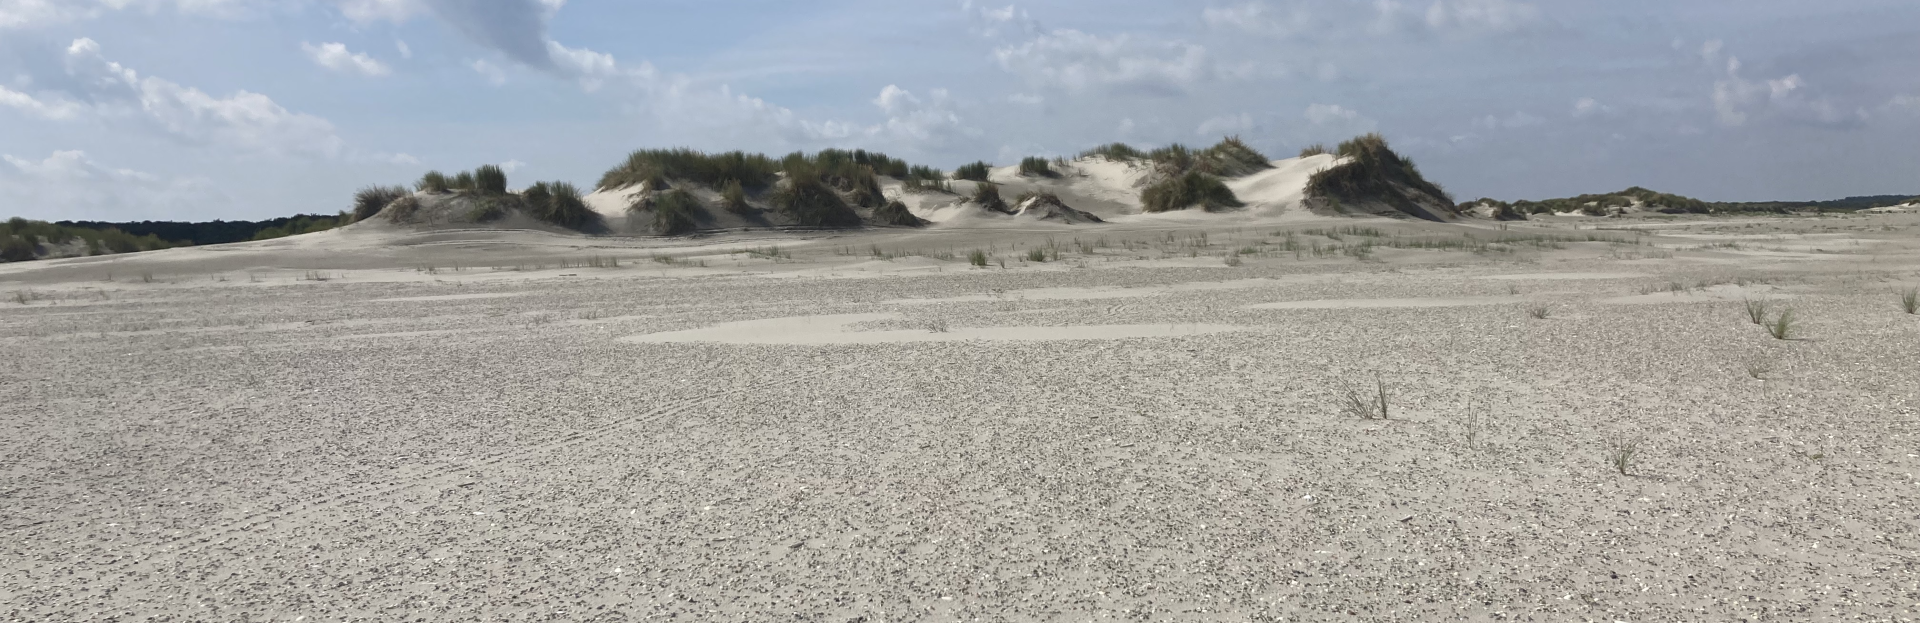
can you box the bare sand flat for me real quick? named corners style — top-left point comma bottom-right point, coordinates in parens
top-left (3, 213), bottom-right (1919, 620)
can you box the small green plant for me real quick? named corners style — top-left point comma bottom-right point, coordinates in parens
top-left (954, 161), bottom-right (992, 182)
top-left (1765, 308), bottom-right (1796, 340)
top-left (1338, 375), bottom-right (1389, 420)
top-left (1525, 303), bottom-right (1551, 319)
top-left (968, 249), bottom-right (988, 267)
top-left (721, 179), bottom-right (750, 214)
top-left (1900, 287), bottom-right (1918, 315)
top-left (474, 164), bottom-right (508, 195)
top-left (1026, 248), bottom-right (1048, 263)
top-left (1743, 298), bottom-right (1771, 325)
top-left (1606, 436), bottom-right (1642, 475)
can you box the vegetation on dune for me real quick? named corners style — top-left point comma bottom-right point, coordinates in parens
top-left (385, 195), bottom-right (422, 224)
top-left (1305, 133), bottom-right (1454, 209)
top-left (352, 185), bottom-right (409, 222)
top-left (971, 182), bottom-right (1010, 213)
top-left (783, 150), bottom-right (888, 208)
top-left (1298, 144), bottom-right (1330, 158)
top-left (907, 164), bottom-right (946, 182)
top-left (1018, 156), bottom-right (1057, 177)
top-left (417, 171), bottom-right (450, 193)
top-left (954, 161), bottom-right (992, 182)
top-left (1079, 142), bottom-right (1148, 161)
top-left (770, 163), bottom-right (862, 227)
top-left (249, 214), bottom-right (352, 240)
top-left (872, 199), bottom-right (928, 227)
top-left (1141, 170), bottom-right (1244, 213)
top-left (450, 171), bottom-right (477, 192)
top-left (474, 165), bottom-right (508, 195)
top-left (599, 148), bottom-right (780, 191)
top-left (721, 179), bottom-right (752, 214)
top-left (1, 216), bottom-right (177, 262)
top-left (648, 189), bottom-right (704, 235)
top-left (525, 181), bottom-right (598, 230)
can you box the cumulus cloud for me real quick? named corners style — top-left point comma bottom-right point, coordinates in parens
top-left (1571, 97), bottom-right (1611, 118)
top-left (1305, 103), bottom-right (1361, 125)
top-left (1202, 2), bottom-right (1315, 38)
top-left (3, 38), bottom-right (344, 158)
top-left (1703, 41), bottom-right (1864, 129)
top-left (1421, 0), bottom-right (1542, 35)
top-left (993, 29), bottom-right (1213, 95)
top-left (1206, 0), bottom-right (1542, 40)
top-left (302, 42), bottom-right (391, 77)
top-left (0, 149), bottom-right (228, 220)
top-left (498, 159), bottom-right (524, 173)
top-left (469, 59), bottom-right (506, 86)
top-left (1473, 110), bottom-right (1543, 129)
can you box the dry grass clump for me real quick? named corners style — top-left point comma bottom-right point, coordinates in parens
top-left (720, 179), bottom-right (751, 214)
top-left (1525, 303), bottom-right (1551, 319)
top-left (1900, 287), bottom-right (1918, 314)
top-left (1337, 376), bottom-right (1390, 420)
top-left (1743, 298), bottom-right (1771, 324)
top-left (352, 186), bottom-right (409, 221)
top-left (1606, 436), bottom-right (1643, 475)
top-left (968, 249), bottom-right (988, 267)
top-left (1765, 308), bottom-right (1797, 340)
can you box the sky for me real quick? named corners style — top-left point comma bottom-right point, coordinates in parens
top-left (2, 0), bottom-right (1917, 222)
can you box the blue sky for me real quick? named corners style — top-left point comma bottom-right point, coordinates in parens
top-left (2, 0), bottom-right (1917, 221)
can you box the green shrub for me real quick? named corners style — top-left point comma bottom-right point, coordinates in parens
top-left (954, 161), bottom-right (991, 182)
top-left (652, 189), bottom-right (703, 235)
top-left (1, 236), bottom-right (36, 262)
top-left (352, 185), bottom-right (409, 221)
top-left (1306, 133), bottom-right (1452, 204)
top-left (1079, 143), bottom-right (1147, 161)
top-left (1141, 170), bottom-right (1243, 212)
top-left (474, 165), bottom-right (508, 195)
top-left (450, 171), bottom-right (477, 192)
top-left (417, 171), bottom-right (450, 193)
top-left (721, 179), bottom-right (751, 214)
top-left (1018, 157), bottom-right (1055, 177)
top-left (535, 182), bottom-right (597, 230)
top-left (598, 148), bottom-right (780, 191)
top-left (1199, 136), bottom-right (1270, 176)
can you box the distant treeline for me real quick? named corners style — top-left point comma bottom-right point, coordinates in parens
top-left (54, 213), bottom-right (351, 246)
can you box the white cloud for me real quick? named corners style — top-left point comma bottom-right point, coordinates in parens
top-left (546, 40), bottom-right (634, 91)
top-left (1885, 95), bottom-right (1920, 114)
top-left (993, 29), bottom-right (1212, 94)
top-left (333, 0), bottom-right (422, 22)
top-left (470, 59), bottom-right (506, 86)
top-left (0, 149), bottom-right (228, 221)
top-left (394, 39), bottom-right (412, 59)
top-left (1196, 112), bottom-right (1254, 136)
top-left (1, 0), bottom-right (262, 29)
top-left (352, 151), bottom-right (419, 166)
top-left (961, 0), bottom-right (1033, 37)
top-left (11, 38), bottom-right (343, 158)
top-left (1304, 103), bottom-right (1361, 124)
top-left (302, 42), bottom-right (391, 77)
top-left (0, 84), bottom-right (84, 119)
top-left (1705, 45), bottom-right (1862, 128)
top-left (498, 159), bottom-right (524, 173)
top-left (1423, 0), bottom-right (1542, 35)
top-left (1571, 97), bottom-right (1611, 118)
top-left (1007, 93), bottom-right (1044, 106)
top-left (1473, 110), bottom-right (1543, 129)
top-left (1202, 2), bottom-right (1314, 38)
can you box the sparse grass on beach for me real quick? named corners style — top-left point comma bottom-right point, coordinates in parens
top-left (1607, 436), bottom-right (1643, 475)
top-left (1525, 303), bottom-right (1551, 319)
top-left (1765, 308), bottom-right (1797, 340)
top-left (969, 249), bottom-right (989, 267)
top-left (1338, 376), bottom-right (1390, 420)
top-left (1744, 298), bottom-right (1771, 325)
top-left (1901, 287), bottom-right (1918, 314)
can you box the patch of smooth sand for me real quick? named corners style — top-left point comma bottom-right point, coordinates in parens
top-left (884, 276), bottom-right (1331, 305)
top-left (621, 312), bottom-right (1242, 345)
top-left (1475, 272), bottom-right (1647, 281)
top-left (1245, 295), bottom-right (1526, 310)
top-left (1602, 283), bottom-right (1785, 305)
top-left (371, 291), bottom-right (531, 303)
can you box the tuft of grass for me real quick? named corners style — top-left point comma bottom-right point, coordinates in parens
top-left (1337, 375), bottom-right (1389, 420)
top-left (873, 199), bottom-right (928, 227)
top-left (527, 182), bottom-right (599, 230)
top-left (770, 163), bottom-right (862, 227)
top-left (968, 249), bottom-right (988, 267)
top-left (1743, 298), bottom-right (1771, 324)
top-left (1026, 248), bottom-right (1048, 263)
top-left (474, 164), bottom-right (508, 195)
top-left (1900, 287), bottom-right (1918, 315)
top-left (1525, 303), bottom-right (1551, 319)
top-left (1606, 436), bottom-right (1643, 475)
top-left (1298, 144), bottom-right (1329, 158)
top-left (650, 189), bottom-right (704, 235)
top-left (923, 319), bottom-right (950, 333)
top-left (450, 170), bottom-right (477, 192)
top-left (954, 161), bottom-right (992, 182)
top-left (598, 148), bottom-right (780, 192)
top-left (1079, 143), bottom-right (1147, 161)
top-left (1018, 156), bottom-right (1056, 177)
top-left (352, 185), bottom-right (409, 221)
top-left (1765, 308), bottom-right (1796, 340)
top-left (721, 179), bottom-right (751, 214)
top-left (416, 171), bottom-right (450, 193)
top-left (1141, 170), bottom-right (1243, 213)
top-left (1305, 133), bottom-right (1453, 206)
top-left (971, 182), bottom-right (1009, 213)
top-left (1462, 394), bottom-right (1484, 447)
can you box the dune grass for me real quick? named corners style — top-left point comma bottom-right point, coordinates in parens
top-left (523, 181), bottom-right (598, 230)
top-left (1141, 170), bottom-right (1243, 213)
top-left (971, 182), bottom-right (1010, 213)
top-left (770, 163), bottom-right (862, 227)
top-left (352, 186), bottom-right (409, 221)
top-left (721, 179), bottom-right (751, 214)
top-left (1744, 298), bottom-right (1771, 324)
top-left (1607, 436), bottom-right (1643, 475)
top-left (1765, 308), bottom-right (1797, 340)
top-left (1019, 157), bottom-right (1056, 177)
top-left (384, 195), bottom-right (422, 224)
top-left (1901, 287), bottom-right (1918, 314)
top-left (1525, 303), bottom-right (1551, 319)
top-left (954, 161), bottom-right (991, 182)
top-left (1338, 376), bottom-right (1390, 420)
top-left (1298, 144), bottom-right (1329, 158)
top-left (1079, 142), bottom-right (1147, 161)
top-left (968, 249), bottom-right (988, 267)
top-left (650, 189), bottom-right (703, 235)
top-left (599, 148), bottom-right (781, 191)
top-left (1305, 133), bottom-right (1453, 205)
top-left (872, 200), bottom-right (928, 227)
top-left (416, 171), bottom-right (450, 193)
top-left (450, 171), bottom-right (477, 192)
top-left (474, 165), bottom-right (508, 195)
